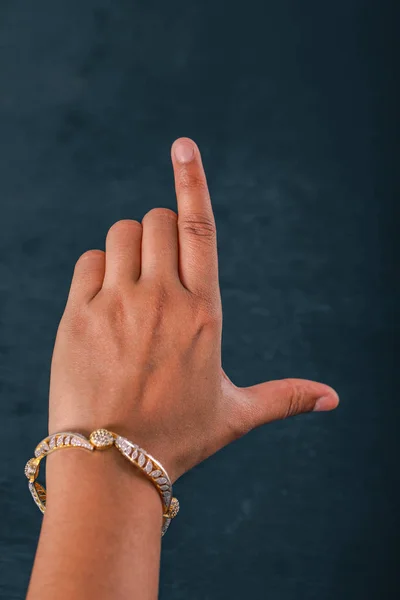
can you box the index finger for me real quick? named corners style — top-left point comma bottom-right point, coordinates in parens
top-left (171, 137), bottom-right (219, 296)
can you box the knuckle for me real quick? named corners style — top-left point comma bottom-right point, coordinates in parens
top-left (108, 219), bottom-right (141, 236)
top-left (145, 278), bottom-right (170, 308)
top-left (204, 302), bottom-right (222, 326)
top-left (105, 286), bottom-right (126, 311)
top-left (143, 207), bottom-right (177, 223)
top-left (194, 297), bottom-right (222, 330)
top-left (76, 249), bottom-right (104, 263)
top-left (98, 288), bottom-right (127, 331)
top-left (75, 249), bottom-right (104, 268)
top-left (178, 171), bottom-right (208, 194)
top-left (60, 304), bottom-right (90, 337)
top-left (180, 214), bottom-right (216, 239)
top-left (281, 378), bottom-right (304, 418)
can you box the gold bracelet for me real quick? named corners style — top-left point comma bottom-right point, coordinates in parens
top-left (24, 428), bottom-right (179, 536)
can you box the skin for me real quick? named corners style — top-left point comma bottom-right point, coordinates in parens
top-left (26, 137), bottom-right (339, 600)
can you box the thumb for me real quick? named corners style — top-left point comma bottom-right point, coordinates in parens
top-left (242, 378), bottom-right (339, 426)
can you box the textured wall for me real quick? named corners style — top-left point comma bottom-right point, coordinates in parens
top-left (0, 1), bottom-right (397, 598)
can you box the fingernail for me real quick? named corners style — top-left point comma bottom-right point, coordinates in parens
top-left (173, 139), bottom-right (195, 163)
top-left (313, 394), bottom-right (339, 412)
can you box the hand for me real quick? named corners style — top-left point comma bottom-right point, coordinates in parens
top-left (49, 137), bottom-right (339, 483)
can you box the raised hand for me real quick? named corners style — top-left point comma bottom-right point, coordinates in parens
top-left (49, 137), bottom-right (339, 483)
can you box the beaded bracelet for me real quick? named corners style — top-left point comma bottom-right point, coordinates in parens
top-left (24, 428), bottom-right (179, 536)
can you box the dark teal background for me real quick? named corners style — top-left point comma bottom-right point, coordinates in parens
top-left (0, 1), bottom-right (398, 598)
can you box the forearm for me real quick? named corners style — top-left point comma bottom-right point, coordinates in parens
top-left (26, 447), bottom-right (163, 600)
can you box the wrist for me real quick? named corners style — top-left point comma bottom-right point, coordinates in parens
top-left (45, 445), bottom-right (163, 526)
top-left (29, 440), bottom-right (163, 600)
